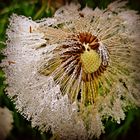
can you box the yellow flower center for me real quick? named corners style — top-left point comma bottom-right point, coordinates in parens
top-left (81, 48), bottom-right (101, 73)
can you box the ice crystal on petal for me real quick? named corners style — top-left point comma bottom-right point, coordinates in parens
top-left (1, 1), bottom-right (140, 139)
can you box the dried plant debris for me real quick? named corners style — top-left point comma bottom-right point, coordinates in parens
top-left (1, 0), bottom-right (140, 139)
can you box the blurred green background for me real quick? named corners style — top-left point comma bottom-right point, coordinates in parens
top-left (0, 0), bottom-right (140, 140)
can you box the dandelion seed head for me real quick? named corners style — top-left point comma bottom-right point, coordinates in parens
top-left (1, 1), bottom-right (140, 139)
top-left (0, 107), bottom-right (13, 140)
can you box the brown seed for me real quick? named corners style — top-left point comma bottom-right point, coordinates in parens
top-left (79, 13), bottom-right (84, 17)
top-left (29, 26), bottom-right (32, 33)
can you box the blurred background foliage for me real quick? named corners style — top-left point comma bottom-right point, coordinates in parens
top-left (0, 0), bottom-right (140, 140)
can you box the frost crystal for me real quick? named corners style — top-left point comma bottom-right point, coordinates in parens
top-left (1, 1), bottom-right (140, 139)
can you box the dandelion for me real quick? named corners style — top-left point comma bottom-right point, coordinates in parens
top-left (1, 0), bottom-right (140, 139)
top-left (0, 107), bottom-right (13, 140)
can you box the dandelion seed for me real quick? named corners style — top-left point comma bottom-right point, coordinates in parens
top-left (1, 1), bottom-right (140, 139)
